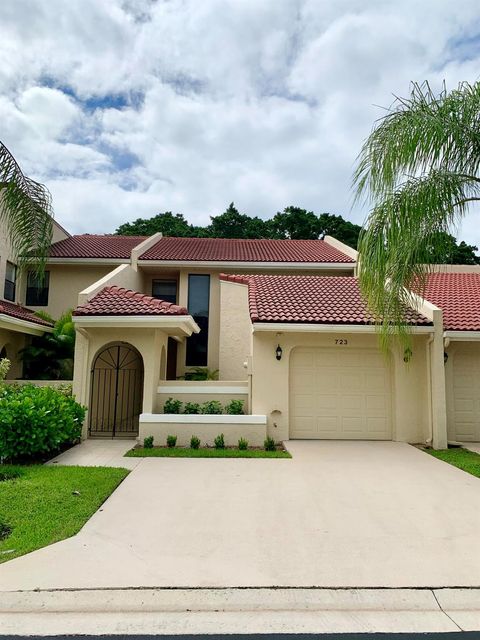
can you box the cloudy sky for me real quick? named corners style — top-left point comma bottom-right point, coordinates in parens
top-left (1, 0), bottom-right (480, 243)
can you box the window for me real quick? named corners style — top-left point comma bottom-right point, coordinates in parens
top-left (26, 271), bottom-right (50, 306)
top-left (152, 279), bottom-right (177, 303)
top-left (186, 274), bottom-right (210, 366)
top-left (4, 262), bottom-right (16, 301)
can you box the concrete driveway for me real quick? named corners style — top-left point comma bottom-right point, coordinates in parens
top-left (1, 441), bottom-right (480, 590)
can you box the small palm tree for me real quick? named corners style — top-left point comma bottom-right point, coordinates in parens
top-left (354, 81), bottom-right (480, 345)
top-left (0, 141), bottom-right (53, 272)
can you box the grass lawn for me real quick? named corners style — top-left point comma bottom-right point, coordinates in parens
top-left (0, 464), bottom-right (129, 563)
top-left (126, 446), bottom-right (292, 458)
top-left (426, 447), bottom-right (480, 479)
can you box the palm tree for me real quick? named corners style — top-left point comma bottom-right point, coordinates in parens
top-left (0, 141), bottom-right (53, 272)
top-left (354, 81), bottom-right (480, 346)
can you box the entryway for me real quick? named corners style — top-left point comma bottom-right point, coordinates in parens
top-left (89, 342), bottom-right (144, 438)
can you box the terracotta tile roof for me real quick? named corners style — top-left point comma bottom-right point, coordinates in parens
top-left (140, 237), bottom-right (355, 263)
top-left (422, 272), bottom-right (480, 331)
top-left (49, 235), bottom-right (148, 259)
top-left (221, 274), bottom-right (431, 325)
top-left (73, 286), bottom-right (188, 316)
top-left (0, 300), bottom-right (53, 327)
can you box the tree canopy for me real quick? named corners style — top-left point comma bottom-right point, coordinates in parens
top-left (115, 201), bottom-right (478, 263)
top-left (354, 81), bottom-right (480, 342)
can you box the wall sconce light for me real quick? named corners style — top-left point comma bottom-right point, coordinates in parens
top-left (275, 344), bottom-right (283, 361)
top-left (444, 351), bottom-right (449, 364)
top-left (403, 347), bottom-right (412, 363)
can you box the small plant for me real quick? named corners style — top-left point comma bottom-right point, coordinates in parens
top-left (0, 358), bottom-right (11, 382)
top-left (201, 400), bottom-right (223, 414)
top-left (184, 402), bottom-right (201, 414)
top-left (143, 435), bottom-right (154, 449)
top-left (163, 397), bottom-right (182, 414)
top-left (190, 435), bottom-right (201, 449)
top-left (238, 438), bottom-right (248, 450)
top-left (226, 399), bottom-right (244, 415)
top-left (214, 433), bottom-right (225, 449)
top-left (166, 434), bottom-right (177, 448)
top-left (184, 367), bottom-right (219, 381)
top-left (264, 436), bottom-right (276, 451)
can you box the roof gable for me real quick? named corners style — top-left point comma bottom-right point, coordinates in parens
top-left (221, 274), bottom-right (431, 326)
top-left (73, 286), bottom-right (188, 316)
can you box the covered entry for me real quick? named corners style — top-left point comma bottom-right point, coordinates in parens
top-left (89, 342), bottom-right (144, 437)
top-left (290, 347), bottom-right (392, 439)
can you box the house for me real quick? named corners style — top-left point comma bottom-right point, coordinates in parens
top-left (2, 215), bottom-right (480, 450)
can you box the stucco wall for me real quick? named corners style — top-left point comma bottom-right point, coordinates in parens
top-left (219, 280), bottom-right (251, 380)
top-left (0, 328), bottom-right (27, 379)
top-left (251, 331), bottom-right (431, 444)
top-left (22, 264), bottom-right (113, 319)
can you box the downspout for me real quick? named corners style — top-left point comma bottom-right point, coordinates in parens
top-left (425, 334), bottom-right (434, 447)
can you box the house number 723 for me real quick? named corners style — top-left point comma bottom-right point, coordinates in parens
top-left (335, 339), bottom-right (348, 345)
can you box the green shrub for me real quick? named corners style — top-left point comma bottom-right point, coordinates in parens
top-left (184, 402), bottom-right (201, 414)
top-left (166, 434), bottom-right (177, 448)
top-left (184, 367), bottom-right (219, 381)
top-left (143, 435), bottom-right (154, 449)
top-left (264, 436), bottom-right (276, 451)
top-left (163, 397), bottom-right (182, 414)
top-left (238, 437), bottom-right (248, 450)
top-left (201, 400), bottom-right (223, 415)
top-left (214, 433), bottom-right (225, 449)
top-left (0, 384), bottom-right (85, 462)
top-left (190, 435), bottom-right (200, 449)
top-left (226, 400), bottom-right (244, 415)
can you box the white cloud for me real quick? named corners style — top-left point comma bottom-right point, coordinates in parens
top-left (1, 0), bottom-right (480, 245)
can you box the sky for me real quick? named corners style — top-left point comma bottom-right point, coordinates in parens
top-left (1, 0), bottom-right (480, 243)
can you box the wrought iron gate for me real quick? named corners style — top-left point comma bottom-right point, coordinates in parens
top-left (89, 343), bottom-right (144, 437)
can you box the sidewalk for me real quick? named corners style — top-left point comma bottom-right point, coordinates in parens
top-left (0, 587), bottom-right (478, 634)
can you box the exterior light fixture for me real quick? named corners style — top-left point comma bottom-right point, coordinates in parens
top-left (275, 344), bottom-right (283, 361)
top-left (444, 351), bottom-right (449, 364)
top-left (403, 347), bottom-right (412, 363)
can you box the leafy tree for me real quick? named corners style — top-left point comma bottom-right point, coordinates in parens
top-left (270, 206), bottom-right (321, 239)
top-left (21, 310), bottom-right (75, 380)
top-left (206, 203), bottom-right (271, 239)
top-left (0, 141), bottom-right (53, 271)
top-left (318, 213), bottom-right (362, 248)
top-left (115, 211), bottom-right (195, 237)
top-left (354, 81), bottom-right (480, 341)
top-left (425, 232), bottom-right (480, 265)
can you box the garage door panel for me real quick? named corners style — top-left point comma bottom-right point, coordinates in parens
top-left (290, 347), bottom-right (392, 440)
top-left (451, 350), bottom-right (480, 441)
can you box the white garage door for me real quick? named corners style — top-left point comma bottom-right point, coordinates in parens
top-left (290, 347), bottom-right (392, 440)
top-left (451, 351), bottom-right (480, 441)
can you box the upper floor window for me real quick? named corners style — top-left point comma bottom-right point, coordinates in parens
top-left (152, 279), bottom-right (177, 303)
top-left (26, 271), bottom-right (50, 306)
top-left (4, 262), bottom-right (16, 302)
top-left (186, 274), bottom-right (210, 366)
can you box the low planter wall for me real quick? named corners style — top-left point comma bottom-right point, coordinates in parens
top-left (3, 380), bottom-right (72, 387)
top-left (139, 413), bottom-right (267, 447)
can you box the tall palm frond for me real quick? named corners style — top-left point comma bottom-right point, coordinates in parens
top-left (0, 141), bottom-right (53, 273)
top-left (353, 81), bottom-right (480, 344)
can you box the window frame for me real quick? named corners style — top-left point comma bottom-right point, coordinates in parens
top-left (4, 262), bottom-right (16, 302)
top-left (26, 270), bottom-right (50, 307)
top-left (186, 273), bottom-right (210, 367)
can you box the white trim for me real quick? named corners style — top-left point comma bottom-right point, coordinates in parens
top-left (157, 385), bottom-right (248, 395)
top-left (444, 330), bottom-right (480, 341)
top-left (323, 235), bottom-right (359, 261)
top-left (73, 314), bottom-right (200, 334)
top-left (46, 258), bottom-right (130, 266)
top-left (140, 413), bottom-right (267, 424)
top-left (137, 259), bottom-right (355, 270)
top-left (0, 314), bottom-right (52, 336)
top-left (131, 233), bottom-right (163, 268)
top-left (252, 322), bottom-right (434, 334)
